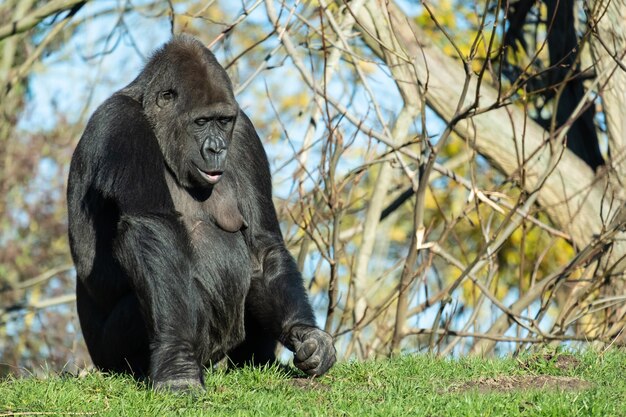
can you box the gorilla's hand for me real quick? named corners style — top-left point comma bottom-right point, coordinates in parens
top-left (286, 325), bottom-right (336, 376)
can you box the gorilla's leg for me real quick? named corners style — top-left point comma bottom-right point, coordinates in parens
top-left (113, 214), bottom-right (205, 390)
top-left (77, 283), bottom-right (150, 376)
top-left (226, 314), bottom-right (277, 368)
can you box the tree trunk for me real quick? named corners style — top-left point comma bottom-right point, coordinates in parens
top-left (590, 0), bottom-right (626, 180)
top-left (352, 0), bottom-right (626, 353)
top-left (355, 0), bottom-right (622, 252)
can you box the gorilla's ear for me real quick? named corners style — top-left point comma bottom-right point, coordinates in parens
top-left (207, 182), bottom-right (247, 232)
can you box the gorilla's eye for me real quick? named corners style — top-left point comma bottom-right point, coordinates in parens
top-left (161, 90), bottom-right (175, 101)
top-left (217, 117), bottom-right (232, 127)
top-left (195, 118), bottom-right (209, 126)
top-left (156, 90), bottom-right (177, 108)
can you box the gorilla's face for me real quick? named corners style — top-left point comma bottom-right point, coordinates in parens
top-left (144, 41), bottom-right (238, 190)
top-left (186, 102), bottom-right (237, 186)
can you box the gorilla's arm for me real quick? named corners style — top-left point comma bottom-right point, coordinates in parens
top-left (232, 113), bottom-right (336, 376)
top-left (71, 94), bottom-right (204, 387)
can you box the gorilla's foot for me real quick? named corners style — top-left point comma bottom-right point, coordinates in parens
top-left (153, 377), bottom-right (204, 393)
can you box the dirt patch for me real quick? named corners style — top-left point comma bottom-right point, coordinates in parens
top-left (519, 353), bottom-right (582, 372)
top-left (449, 375), bottom-right (592, 393)
top-left (551, 354), bottom-right (582, 371)
top-left (289, 377), bottom-right (330, 391)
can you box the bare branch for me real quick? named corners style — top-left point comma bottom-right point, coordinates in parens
top-left (0, 0), bottom-right (87, 41)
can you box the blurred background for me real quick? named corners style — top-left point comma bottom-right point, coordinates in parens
top-left (1, 0), bottom-right (626, 376)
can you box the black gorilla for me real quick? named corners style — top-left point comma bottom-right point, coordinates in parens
top-left (67, 35), bottom-right (335, 391)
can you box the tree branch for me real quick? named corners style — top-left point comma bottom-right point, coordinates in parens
top-left (0, 0), bottom-right (86, 41)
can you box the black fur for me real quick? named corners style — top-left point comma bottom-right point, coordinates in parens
top-left (67, 35), bottom-right (335, 391)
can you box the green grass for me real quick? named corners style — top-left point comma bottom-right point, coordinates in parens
top-left (1, 349), bottom-right (625, 416)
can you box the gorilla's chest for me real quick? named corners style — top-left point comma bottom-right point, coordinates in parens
top-left (166, 179), bottom-right (251, 283)
top-left (166, 173), bottom-right (251, 360)
top-left (165, 172), bottom-right (250, 277)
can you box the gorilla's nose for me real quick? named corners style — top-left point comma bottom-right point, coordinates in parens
top-left (201, 137), bottom-right (227, 161)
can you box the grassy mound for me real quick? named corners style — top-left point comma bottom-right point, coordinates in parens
top-left (1, 349), bottom-right (624, 416)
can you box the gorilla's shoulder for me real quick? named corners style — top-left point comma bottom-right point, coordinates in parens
top-left (81, 94), bottom-right (152, 149)
top-left (96, 94), bottom-right (146, 128)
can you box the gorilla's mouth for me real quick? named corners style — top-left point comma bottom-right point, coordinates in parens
top-left (197, 167), bottom-right (223, 184)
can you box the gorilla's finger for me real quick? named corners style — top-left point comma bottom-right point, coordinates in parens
top-left (299, 353), bottom-right (335, 376)
top-left (295, 355), bottom-right (321, 372)
top-left (306, 353), bottom-right (336, 376)
top-left (295, 339), bottom-right (318, 362)
top-left (305, 343), bottom-right (336, 376)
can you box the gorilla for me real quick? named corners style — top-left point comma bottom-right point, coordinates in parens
top-left (67, 35), bottom-right (335, 391)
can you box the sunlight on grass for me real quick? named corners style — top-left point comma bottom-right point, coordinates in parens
top-left (1, 349), bottom-right (625, 416)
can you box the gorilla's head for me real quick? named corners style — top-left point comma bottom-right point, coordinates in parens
top-left (132, 35), bottom-right (238, 190)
